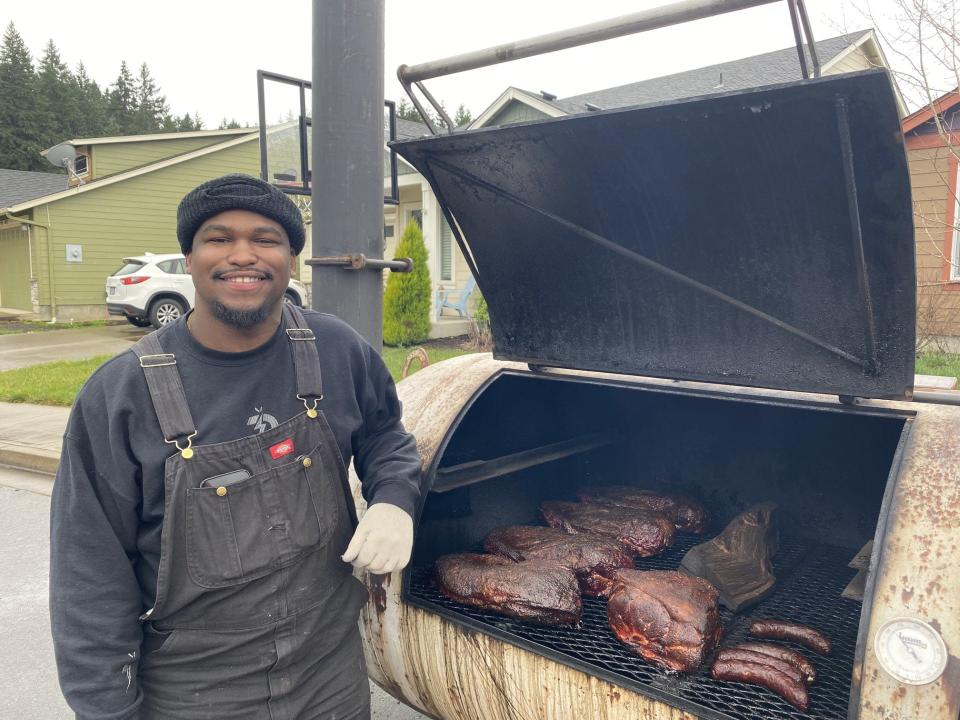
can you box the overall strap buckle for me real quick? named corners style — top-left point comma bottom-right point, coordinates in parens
top-left (286, 328), bottom-right (316, 341)
top-left (164, 431), bottom-right (198, 459)
top-left (139, 353), bottom-right (176, 368)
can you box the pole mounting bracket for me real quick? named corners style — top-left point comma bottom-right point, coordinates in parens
top-left (306, 254), bottom-right (413, 273)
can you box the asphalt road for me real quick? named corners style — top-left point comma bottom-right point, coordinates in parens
top-left (0, 324), bottom-right (146, 371)
top-left (0, 468), bottom-right (428, 720)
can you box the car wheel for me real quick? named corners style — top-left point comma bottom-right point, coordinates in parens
top-left (283, 291), bottom-right (301, 307)
top-left (149, 298), bottom-right (186, 329)
top-left (125, 317), bottom-right (152, 328)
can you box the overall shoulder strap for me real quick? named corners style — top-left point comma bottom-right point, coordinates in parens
top-left (283, 303), bottom-right (323, 402)
top-left (130, 331), bottom-right (197, 445)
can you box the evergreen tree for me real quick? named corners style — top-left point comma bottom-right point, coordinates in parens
top-left (74, 62), bottom-right (112, 137)
top-left (0, 22), bottom-right (44, 170)
top-left (192, 111), bottom-right (203, 130)
top-left (219, 117), bottom-right (243, 129)
top-left (396, 98), bottom-right (422, 122)
top-left (175, 113), bottom-right (195, 131)
top-left (383, 219), bottom-right (431, 346)
top-left (36, 40), bottom-right (76, 149)
top-left (132, 63), bottom-right (169, 134)
top-left (108, 61), bottom-right (136, 134)
top-left (453, 103), bottom-right (472, 127)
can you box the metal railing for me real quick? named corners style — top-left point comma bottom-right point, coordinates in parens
top-left (398, 0), bottom-right (818, 134)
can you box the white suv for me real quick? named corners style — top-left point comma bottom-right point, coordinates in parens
top-left (106, 253), bottom-right (309, 329)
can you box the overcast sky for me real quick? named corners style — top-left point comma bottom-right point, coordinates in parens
top-left (7, 0), bottom-right (916, 128)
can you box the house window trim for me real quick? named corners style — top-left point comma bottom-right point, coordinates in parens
top-left (439, 214), bottom-right (455, 284)
top-left (943, 154), bottom-right (960, 288)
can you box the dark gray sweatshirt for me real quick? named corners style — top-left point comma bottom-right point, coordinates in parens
top-left (49, 310), bottom-right (422, 719)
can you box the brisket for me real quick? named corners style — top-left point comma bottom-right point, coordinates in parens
top-left (577, 485), bottom-right (709, 534)
top-left (434, 553), bottom-right (582, 626)
top-left (484, 525), bottom-right (634, 597)
top-left (540, 500), bottom-right (674, 557)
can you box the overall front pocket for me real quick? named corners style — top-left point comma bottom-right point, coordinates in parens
top-left (184, 447), bottom-right (332, 588)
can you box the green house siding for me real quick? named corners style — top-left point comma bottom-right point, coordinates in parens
top-left (92, 135), bottom-right (254, 177)
top-left (41, 140), bottom-right (261, 309)
top-left (0, 226), bottom-right (33, 310)
top-left (486, 101), bottom-right (552, 127)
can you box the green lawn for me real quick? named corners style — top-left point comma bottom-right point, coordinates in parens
top-left (0, 355), bottom-right (114, 406)
top-left (916, 352), bottom-right (960, 380)
top-left (0, 345), bottom-right (473, 407)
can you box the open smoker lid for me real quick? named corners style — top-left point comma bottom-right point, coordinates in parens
top-left (393, 69), bottom-right (916, 399)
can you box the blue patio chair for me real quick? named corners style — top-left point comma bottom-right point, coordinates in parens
top-left (436, 275), bottom-right (477, 320)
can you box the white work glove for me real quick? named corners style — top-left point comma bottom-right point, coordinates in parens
top-left (341, 502), bottom-right (414, 575)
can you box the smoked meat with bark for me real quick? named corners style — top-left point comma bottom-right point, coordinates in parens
top-left (606, 570), bottom-right (723, 672)
top-left (484, 525), bottom-right (634, 597)
top-left (577, 485), bottom-right (710, 533)
top-left (434, 553), bottom-right (582, 626)
top-left (540, 501), bottom-right (675, 557)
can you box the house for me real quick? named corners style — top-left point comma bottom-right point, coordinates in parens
top-left (902, 90), bottom-right (960, 348)
top-left (0, 29), bottom-right (906, 336)
top-left (0, 128), bottom-right (262, 322)
top-left (0, 169), bottom-right (68, 312)
top-left (391, 29), bottom-right (907, 333)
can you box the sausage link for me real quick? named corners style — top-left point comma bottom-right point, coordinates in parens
top-left (734, 641), bottom-right (816, 683)
top-left (749, 619), bottom-right (832, 656)
top-left (716, 648), bottom-right (808, 686)
top-left (711, 657), bottom-right (810, 712)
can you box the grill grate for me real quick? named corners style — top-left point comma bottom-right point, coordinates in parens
top-left (406, 535), bottom-right (863, 720)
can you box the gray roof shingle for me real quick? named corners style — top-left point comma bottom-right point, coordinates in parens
top-left (0, 168), bottom-right (69, 208)
top-left (539, 31), bottom-right (871, 114)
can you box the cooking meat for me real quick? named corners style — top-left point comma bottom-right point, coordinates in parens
top-left (540, 501), bottom-right (675, 557)
top-left (715, 647), bottom-right (808, 686)
top-left (711, 657), bottom-right (810, 712)
top-left (483, 525), bottom-right (634, 597)
top-left (577, 485), bottom-right (709, 533)
top-left (749, 619), bottom-right (832, 656)
top-left (734, 641), bottom-right (817, 683)
top-left (607, 570), bottom-right (723, 672)
top-left (434, 553), bottom-right (582, 626)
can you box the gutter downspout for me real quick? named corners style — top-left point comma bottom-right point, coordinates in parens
top-left (2, 210), bottom-right (55, 322)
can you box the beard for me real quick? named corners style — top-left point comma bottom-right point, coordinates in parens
top-left (210, 298), bottom-right (274, 329)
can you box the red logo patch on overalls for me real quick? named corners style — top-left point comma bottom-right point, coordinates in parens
top-left (269, 438), bottom-right (295, 460)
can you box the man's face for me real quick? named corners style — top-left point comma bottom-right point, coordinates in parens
top-left (186, 209), bottom-right (297, 329)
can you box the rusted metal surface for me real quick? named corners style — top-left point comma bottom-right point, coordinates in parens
top-left (401, 347), bottom-right (430, 380)
top-left (348, 355), bottom-right (960, 719)
top-left (851, 401), bottom-right (960, 720)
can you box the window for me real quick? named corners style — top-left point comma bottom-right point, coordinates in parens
top-left (439, 216), bottom-right (454, 282)
top-left (73, 155), bottom-right (88, 176)
top-left (112, 260), bottom-right (145, 276)
top-left (409, 208), bottom-right (423, 228)
top-left (157, 258), bottom-right (187, 274)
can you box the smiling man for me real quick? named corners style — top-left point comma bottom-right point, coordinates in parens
top-left (49, 174), bottom-right (421, 719)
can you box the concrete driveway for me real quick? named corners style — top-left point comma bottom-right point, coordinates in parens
top-left (0, 324), bottom-right (148, 372)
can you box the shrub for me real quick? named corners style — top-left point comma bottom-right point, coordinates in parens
top-left (383, 219), bottom-right (431, 346)
top-left (469, 291), bottom-right (492, 350)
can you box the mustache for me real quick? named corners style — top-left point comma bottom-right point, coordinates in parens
top-left (212, 269), bottom-right (274, 280)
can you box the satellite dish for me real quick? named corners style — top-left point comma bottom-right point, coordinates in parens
top-left (45, 143), bottom-right (76, 169)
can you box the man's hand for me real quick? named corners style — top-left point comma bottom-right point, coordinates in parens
top-left (341, 503), bottom-right (413, 575)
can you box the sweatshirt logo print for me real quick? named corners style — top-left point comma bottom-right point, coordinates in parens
top-left (246, 407), bottom-right (279, 434)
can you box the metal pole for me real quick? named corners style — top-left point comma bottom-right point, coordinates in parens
top-left (398, 0), bottom-right (780, 84)
top-left (312, 0), bottom-right (385, 349)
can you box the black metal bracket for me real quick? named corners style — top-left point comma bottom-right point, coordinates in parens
top-left (306, 254), bottom-right (412, 273)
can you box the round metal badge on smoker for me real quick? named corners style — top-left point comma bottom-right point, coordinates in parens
top-left (874, 617), bottom-right (948, 685)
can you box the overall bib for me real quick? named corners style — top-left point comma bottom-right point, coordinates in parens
top-left (131, 304), bottom-right (370, 720)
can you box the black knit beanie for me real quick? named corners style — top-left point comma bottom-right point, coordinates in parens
top-left (176, 174), bottom-right (305, 255)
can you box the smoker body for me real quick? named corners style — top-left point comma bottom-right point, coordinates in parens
top-left (348, 356), bottom-right (960, 720)
top-left (347, 68), bottom-right (947, 719)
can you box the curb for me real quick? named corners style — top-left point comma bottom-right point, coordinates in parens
top-left (0, 445), bottom-right (59, 476)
